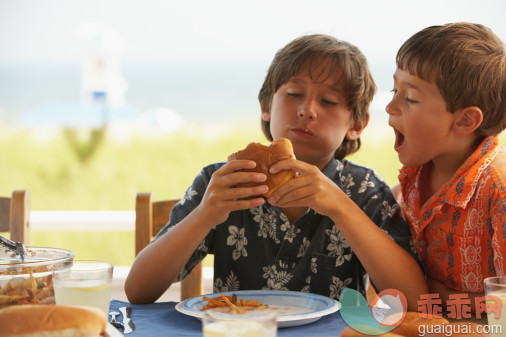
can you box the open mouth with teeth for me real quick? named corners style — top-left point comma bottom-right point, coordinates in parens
top-left (394, 129), bottom-right (405, 151)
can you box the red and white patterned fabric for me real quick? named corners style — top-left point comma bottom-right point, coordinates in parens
top-left (398, 135), bottom-right (506, 292)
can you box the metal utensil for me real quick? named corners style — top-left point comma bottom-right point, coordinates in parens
top-left (109, 311), bottom-right (124, 332)
top-left (119, 306), bottom-right (135, 334)
top-left (0, 234), bottom-right (25, 262)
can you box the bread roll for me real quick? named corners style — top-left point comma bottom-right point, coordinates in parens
top-left (339, 312), bottom-right (451, 337)
top-left (0, 304), bottom-right (107, 337)
top-left (390, 312), bottom-right (448, 336)
top-left (230, 138), bottom-right (296, 198)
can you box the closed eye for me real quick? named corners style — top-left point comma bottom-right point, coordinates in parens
top-left (322, 99), bottom-right (338, 105)
top-left (391, 88), bottom-right (417, 104)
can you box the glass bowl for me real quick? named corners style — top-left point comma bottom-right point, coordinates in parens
top-left (0, 246), bottom-right (74, 308)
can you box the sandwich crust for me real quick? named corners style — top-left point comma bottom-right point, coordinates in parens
top-left (231, 138), bottom-right (296, 198)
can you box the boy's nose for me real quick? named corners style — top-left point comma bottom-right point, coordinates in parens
top-left (297, 110), bottom-right (316, 120)
top-left (297, 98), bottom-right (317, 120)
top-left (385, 100), bottom-right (397, 115)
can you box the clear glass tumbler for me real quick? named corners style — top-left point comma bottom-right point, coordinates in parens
top-left (202, 307), bottom-right (277, 337)
top-left (484, 276), bottom-right (506, 337)
top-left (52, 260), bottom-right (114, 316)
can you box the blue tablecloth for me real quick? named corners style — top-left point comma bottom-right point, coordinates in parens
top-left (109, 299), bottom-right (347, 337)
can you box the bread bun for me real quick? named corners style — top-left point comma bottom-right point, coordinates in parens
top-left (339, 312), bottom-right (451, 337)
top-left (0, 304), bottom-right (107, 337)
top-left (390, 312), bottom-right (448, 336)
top-left (230, 138), bottom-right (296, 198)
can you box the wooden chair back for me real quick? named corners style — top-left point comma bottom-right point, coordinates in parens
top-left (0, 190), bottom-right (30, 244)
top-left (135, 192), bottom-right (203, 301)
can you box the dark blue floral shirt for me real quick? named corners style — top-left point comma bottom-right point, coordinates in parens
top-left (154, 158), bottom-right (416, 300)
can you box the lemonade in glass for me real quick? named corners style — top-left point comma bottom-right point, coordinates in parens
top-left (202, 308), bottom-right (277, 337)
top-left (484, 276), bottom-right (506, 337)
top-left (52, 260), bottom-right (113, 316)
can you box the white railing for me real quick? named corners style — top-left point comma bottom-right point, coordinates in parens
top-left (28, 211), bottom-right (214, 288)
top-left (30, 211), bottom-right (135, 231)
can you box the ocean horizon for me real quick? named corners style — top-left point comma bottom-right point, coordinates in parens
top-left (0, 61), bottom-right (394, 134)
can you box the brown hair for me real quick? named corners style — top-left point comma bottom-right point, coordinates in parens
top-left (258, 34), bottom-right (376, 160)
top-left (396, 22), bottom-right (506, 136)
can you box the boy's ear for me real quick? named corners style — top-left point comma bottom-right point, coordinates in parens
top-left (345, 115), bottom-right (369, 141)
top-left (453, 106), bottom-right (483, 135)
top-left (260, 101), bottom-right (271, 121)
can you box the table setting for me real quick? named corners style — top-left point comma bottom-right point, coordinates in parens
top-left (0, 235), bottom-right (344, 336)
top-left (1, 236), bottom-right (504, 337)
top-left (108, 292), bottom-right (347, 337)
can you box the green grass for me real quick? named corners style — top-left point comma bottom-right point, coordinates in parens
top-left (348, 135), bottom-right (401, 186)
top-left (0, 126), bottom-right (267, 210)
top-left (31, 231), bottom-right (135, 265)
top-left (1, 126), bottom-right (504, 267)
top-left (0, 126), bottom-right (405, 211)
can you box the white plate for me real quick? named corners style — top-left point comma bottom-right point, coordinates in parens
top-left (105, 323), bottom-right (124, 337)
top-left (175, 290), bottom-right (340, 328)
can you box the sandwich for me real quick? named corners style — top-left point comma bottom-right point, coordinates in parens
top-left (0, 304), bottom-right (107, 337)
top-left (230, 138), bottom-right (296, 198)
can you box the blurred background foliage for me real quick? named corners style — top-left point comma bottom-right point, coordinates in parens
top-left (1, 126), bottom-right (504, 266)
top-left (0, 126), bottom-right (412, 211)
top-left (0, 125), bottom-right (403, 265)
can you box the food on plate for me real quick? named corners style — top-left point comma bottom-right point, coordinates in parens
top-left (0, 266), bottom-right (55, 308)
top-left (0, 304), bottom-right (107, 337)
top-left (202, 293), bottom-right (269, 314)
top-left (229, 138), bottom-right (296, 198)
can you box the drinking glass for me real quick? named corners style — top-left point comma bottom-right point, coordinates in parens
top-left (202, 308), bottom-right (277, 337)
top-left (484, 276), bottom-right (506, 337)
top-left (52, 260), bottom-right (113, 316)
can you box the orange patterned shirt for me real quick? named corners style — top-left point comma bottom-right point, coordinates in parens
top-left (398, 135), bottom-right (506, 292)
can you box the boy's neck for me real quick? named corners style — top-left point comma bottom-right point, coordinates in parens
top-left (419, 136), bottom-right (482, 205)
top-left (282, 206), bottom-right (308, 224)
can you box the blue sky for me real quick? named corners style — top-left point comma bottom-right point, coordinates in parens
top-left (1, 0), bottom-right (505, 65)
